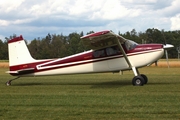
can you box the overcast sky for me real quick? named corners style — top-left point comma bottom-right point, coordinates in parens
top-left (0, 0), bottom-right (180, 41)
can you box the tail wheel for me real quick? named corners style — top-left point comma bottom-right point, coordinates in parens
top-left (132, 76), bottom-right (145, 86)
top-left (6, 81), bottom-right (11, 86)
top-left (140, 74), bottom-right (148, 84)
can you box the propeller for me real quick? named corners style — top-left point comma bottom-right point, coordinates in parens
top-left (163, 44), bottom-right (174, 68)
top-left (162, 32), bottom-right (174, 68)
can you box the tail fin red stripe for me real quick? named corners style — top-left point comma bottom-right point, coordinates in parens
top-left (8, 35), bottom-right (24, 44)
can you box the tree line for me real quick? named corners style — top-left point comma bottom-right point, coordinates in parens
top-left (0, 28), bottom-right (180, 60)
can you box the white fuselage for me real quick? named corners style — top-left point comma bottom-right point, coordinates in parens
top-left (28, 48), bottom-right (164, 76)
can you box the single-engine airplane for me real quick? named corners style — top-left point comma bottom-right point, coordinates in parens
top-left (6, 30), bottom-right (174, 86)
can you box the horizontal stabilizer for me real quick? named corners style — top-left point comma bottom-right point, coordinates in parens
top-left (6, 68), bottom-right (35, 75)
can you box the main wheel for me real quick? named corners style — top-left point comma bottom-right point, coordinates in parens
top-left (132, 76), bottom-right (145, 86)
top-left (140, 74), bottom-right (148, 84)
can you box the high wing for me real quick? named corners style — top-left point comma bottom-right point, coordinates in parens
top-left (81, 30), bottom-right (126, 50)
top-left (81, 30), bottom-right (133, 68)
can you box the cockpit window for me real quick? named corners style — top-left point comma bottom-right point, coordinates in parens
top-left (125, 40), bottom-right (138, 51)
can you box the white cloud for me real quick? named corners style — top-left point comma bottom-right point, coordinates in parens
top-left (157, 0), bottom-right (180, 17)
top-left (0, 0), bottom-right (24, 12)
top-left (0, 19), bottom-right (9, 26)
top-left (98, 1), bottom-right (130, 20)
top-left (171, 14), bottom-right (180, 30)
top-left (0, 0), bottom-right (179, 40)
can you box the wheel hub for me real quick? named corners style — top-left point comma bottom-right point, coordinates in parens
top-left (136, 79), bottom-right (141, 85)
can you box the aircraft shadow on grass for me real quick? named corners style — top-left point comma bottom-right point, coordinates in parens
top-left (12, 79), bottom-right (130, 88)
top-left (12, 79), bottom-right (180, 87)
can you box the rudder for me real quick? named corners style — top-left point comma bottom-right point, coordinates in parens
top-left (8, 35), bottom-right (36, 67)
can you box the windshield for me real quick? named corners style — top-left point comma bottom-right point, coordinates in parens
top-left (125, 40), bottom-right (138, 51)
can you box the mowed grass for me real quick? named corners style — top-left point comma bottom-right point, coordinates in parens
top-left (0, 66), bottom-right (180, 119)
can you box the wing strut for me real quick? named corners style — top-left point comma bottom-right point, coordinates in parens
top-left (115, 36), bottom-right (132, 68)
top-left (115, 36), bottom-right (139, 76)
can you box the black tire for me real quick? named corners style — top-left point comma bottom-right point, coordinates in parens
top-left (132, 76), bottom-right (145, 86)
top-left (140, 74), bottom-right (148, 84)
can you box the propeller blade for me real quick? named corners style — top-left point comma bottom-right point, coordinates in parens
top-left (165, 50), bottom-right (169, 68)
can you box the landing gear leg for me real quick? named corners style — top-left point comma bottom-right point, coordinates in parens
top-left (131, 67), bottom-right (148, 86)
top-left (6, 77), bottom-right (20, 86)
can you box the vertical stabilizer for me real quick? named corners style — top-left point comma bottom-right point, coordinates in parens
top-left (8, 35), bottom-right (36, 66)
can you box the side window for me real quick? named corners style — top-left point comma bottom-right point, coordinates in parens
top-left (93, 49), bottom-right (105, 58)
top-left (106, 46), bottom-right (120, 56)
top-left (106, 47), bottom-right (115, 56)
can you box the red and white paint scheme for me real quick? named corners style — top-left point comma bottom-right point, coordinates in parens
top-left (6, 30), bottom-right (174, 86)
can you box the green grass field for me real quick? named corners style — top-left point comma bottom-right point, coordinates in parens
top-left (0, 67), bottom-right (180, 120)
